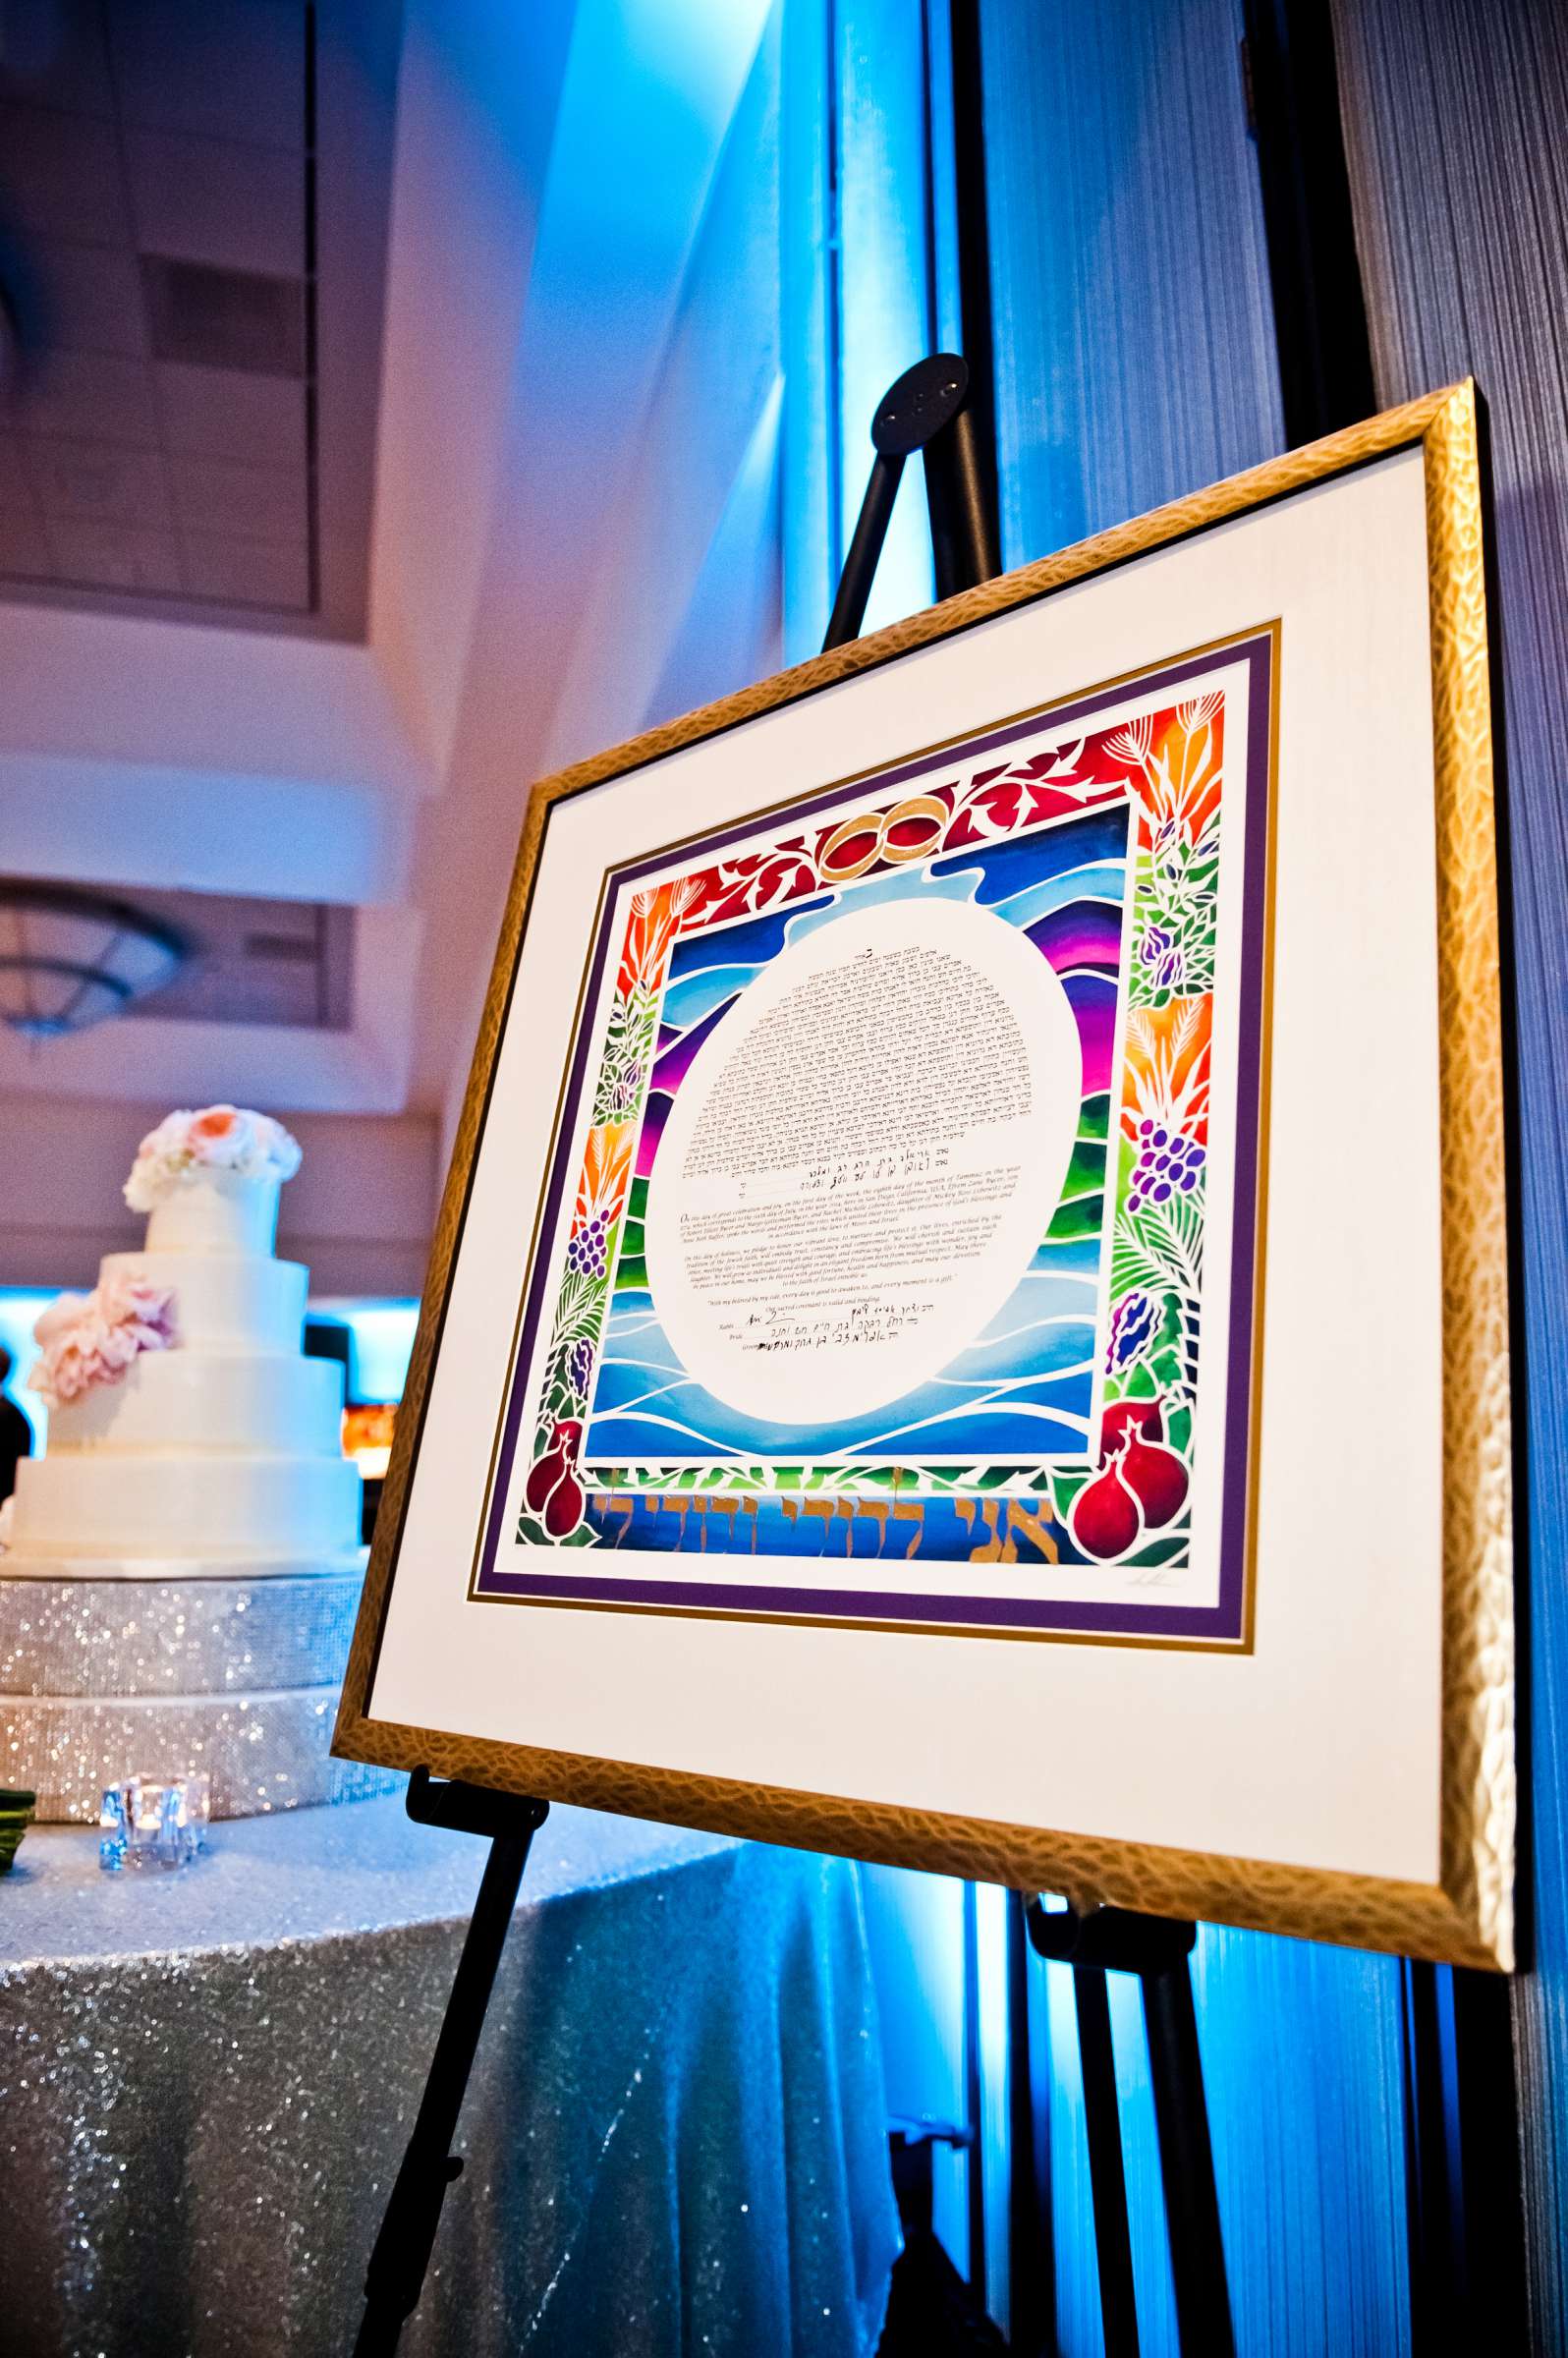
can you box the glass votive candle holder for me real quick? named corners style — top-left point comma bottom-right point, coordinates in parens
top-left (99, 1773), bottom-right (211, 1873)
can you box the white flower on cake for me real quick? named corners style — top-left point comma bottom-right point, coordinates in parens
top-left (124, 1104), bottom-right (303, 1212)
top-left (30, 1271), bottom-right (179, 1409)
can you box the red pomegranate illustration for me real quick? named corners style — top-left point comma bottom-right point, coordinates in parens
top-left (1070, 1445), bottom-right (1142, 1558)
top-left (525, 1419), bottom-right (586, 1538)
top-left (1072, 1395), bottom-right (1191, 1559)
top-left (1100, 1397), bottom-right (1164, 1451)
top-left (1121, 1428), bottom-right (1189, 1528)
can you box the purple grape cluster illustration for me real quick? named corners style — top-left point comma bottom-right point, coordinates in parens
top-left (1138, 923), bottom-right (1185, 995)
top-left (1127, 1121), bottom-right (1204, 1214)
top-left (610, 1060), bottom-right (644, 1119)
top-left (566, 1210), bottom-right (610, 1279)
top-left (1106, 1289), bottom-right (1158, 1373)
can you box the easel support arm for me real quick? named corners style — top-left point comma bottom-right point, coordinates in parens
top-left (353, 1777), bottom-right (550, 2358)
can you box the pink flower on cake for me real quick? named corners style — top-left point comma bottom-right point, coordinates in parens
top-left (124, 1104), bottom-right (302, 1211)
top-left (30, 1274), bottom-right (179, 1409)
top-left (189, 1105), bottom-right (247, 1154)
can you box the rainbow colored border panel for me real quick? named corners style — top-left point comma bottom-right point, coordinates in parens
top-left (474, 630), bottom-right (1274, 1644)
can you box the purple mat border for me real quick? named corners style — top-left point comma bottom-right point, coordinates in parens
top-left (472, 631), bottom-right (1274, 1644)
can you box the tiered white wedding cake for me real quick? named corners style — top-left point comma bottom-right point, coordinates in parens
top-left (0, 1107), bottom-right (396, 1820)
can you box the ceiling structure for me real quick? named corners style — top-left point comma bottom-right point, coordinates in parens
top-left (0, 0), bottom-right (392, 636)
top-left (0, 0), bottom-right (785, 1283)
top-left (117, 883), bottom-right (354, 1030)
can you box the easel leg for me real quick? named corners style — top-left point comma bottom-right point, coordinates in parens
top-left (1027, 1900), bottom-right (1233, 2358)
top-left (1074, 1965), bottom-right (1141, 2358)
top-left (355, 1787), bottom-right (549, 2358)
top-left (1142, 1957), bottom-right (1234, 2358)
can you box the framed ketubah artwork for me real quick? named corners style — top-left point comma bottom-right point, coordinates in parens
top-left (339, 382), bottom-right (1516, 1968)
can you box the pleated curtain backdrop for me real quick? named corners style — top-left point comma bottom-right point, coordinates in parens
top-left (971, 0), bottom-right (1568, 2347)
top-left (785, 0), bottom-right (1563, 2339)
top-left (980, 0), bottom-right (1283, 559)
top-left (1329, 3), bottom-right (1568, 2345)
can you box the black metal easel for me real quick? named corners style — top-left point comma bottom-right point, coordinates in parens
top-left (822, 352), bottom-right (998, 643)
top-left (353, 354), bottom-right (1231, 2358)
top-left (351, 354), bottom-right (1002, 2358)
top-left (353, 1770), bottom-right (549, 2358)
top-left (1025, 1902), bottom-right (1234, 2358)
top-left (827, 356), bottom-right (1233, 2358)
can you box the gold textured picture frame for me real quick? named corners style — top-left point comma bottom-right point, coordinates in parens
top-left (337, 380), bottom-right (1513, 1969)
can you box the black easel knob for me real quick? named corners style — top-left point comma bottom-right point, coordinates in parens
top-left (822, 352), bottom-right (997, 651)
top-left (872, 355), bottom-right (971, 457)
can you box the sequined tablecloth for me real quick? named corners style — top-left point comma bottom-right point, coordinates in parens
top-left (0, 1799), bottom-right (900, 2357)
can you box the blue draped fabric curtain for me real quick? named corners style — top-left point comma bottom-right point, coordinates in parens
top-left (781, 0), bottom-right (967, 655)
top-left (980, 0), bottom-right (1284, 562)
top-left (782, 3), bottom-right (1568, 2342)
top-left (779, 0), bottom-right (1005, 2308)
top-left (975, 4), bottom-right (1417, 2350)
top-left (779, 6), bottom-right (1416, 2343)
top-left (1329, 3), bottom-right (1568, 2341)
top-left (975, 0), bottom-right (1568, 2347)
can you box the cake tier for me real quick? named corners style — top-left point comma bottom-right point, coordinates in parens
top-left (48, 1350), bottom-right (343, 1457)
top-left (0, 1547), bottom-right (364, 1583)
top-left (145, 1170), bottom-right (279, 1257)
top-left (99, 1249), bottom-right (306, 1354)
top-left (10, 1685), bottom-right (400, 1822)
top-left (0, 1566), bottom-right (368, 1697)
top-left (9, 1451), bottom-right (362, 1560)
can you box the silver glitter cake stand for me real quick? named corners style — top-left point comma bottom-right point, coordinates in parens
top-left (0, 1555), bottom-right (400, 1820)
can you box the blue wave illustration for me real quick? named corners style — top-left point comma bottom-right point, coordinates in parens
top-left (782, 865), bottom-right (982, 945)
top-left (945, 1320), bottom-right (1095, 1380)
top-left (931, 800), bottom-right (1131, 895)
top-left (584, 1355), bottom-right (1093, 1463)
top-left (991, 864), bottom-right (1125, 922)
top-left (664, 894), bottom-right (832, 985)
top-left (973, 1269), bottom-right (1100, 1334)
top-left (1030, 1235), bottom-right (1103, 1273)
top-left (660, 965), bottom-right (761, 1033)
